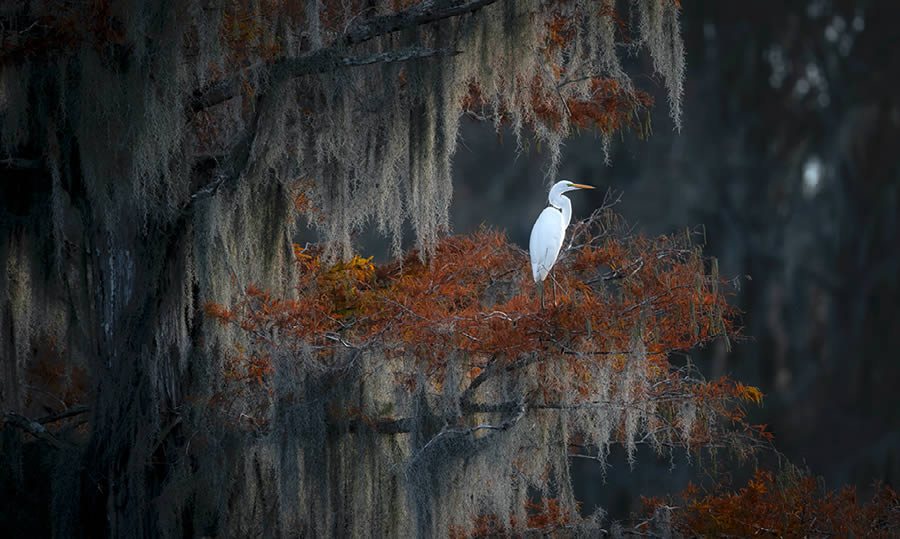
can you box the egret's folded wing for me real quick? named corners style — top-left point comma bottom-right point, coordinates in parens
top-left (529, 207), bottom-right (565, 282)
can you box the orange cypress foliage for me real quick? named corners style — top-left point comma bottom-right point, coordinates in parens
top-left (528, 3), bottom-right (654, 137)
top-left (205, 207), bottom-right (773, 534)
top-left (642, 468), bottom-right (900, 537)
top-left (456, 2), bottom-right (656, 141)
top-left (206, 207), bottom-right (762, 447)
top-left (463, 72), bottom-right (652, 139)
top-left (450, 497), bottom-right (580, 538)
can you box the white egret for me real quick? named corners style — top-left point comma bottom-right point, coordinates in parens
top-left (529, 179), bottom-right (595, 307)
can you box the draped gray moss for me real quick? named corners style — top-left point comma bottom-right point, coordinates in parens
top-left (0, 0), bottom-right (685, 536)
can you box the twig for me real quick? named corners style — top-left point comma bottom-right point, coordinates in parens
top-left (36, 404), bottom-right (89, 424)
top-left (2, 411), bottom-right (71, 449)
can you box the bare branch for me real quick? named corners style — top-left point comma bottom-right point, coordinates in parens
top-left (2, 411), bottom-right (71, 449)
top-left (185, 77), bottom-right (244, 118)
top-left (342, 0), bottom-right (499, 46)
top-left (36, 404), bottom-right (89, 425)
top-left (584, 257), bottom-right (644, 285)
top-left (409, 401), bottom-right (525, 464)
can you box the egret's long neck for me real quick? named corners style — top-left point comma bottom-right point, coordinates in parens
top-left (550, 192), bottom-right (573, 229)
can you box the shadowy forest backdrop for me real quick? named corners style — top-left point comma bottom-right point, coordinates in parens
top-left (1, 0), bottom-right (898, 537)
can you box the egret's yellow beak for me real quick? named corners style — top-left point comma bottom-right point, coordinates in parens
top-left (569, 183), bottom-right (595, 189)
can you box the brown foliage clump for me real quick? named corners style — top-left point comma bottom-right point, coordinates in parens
top-left (204, 208), bottom-right (770, 535)
top-left (642, 468), bottom-right (900, 538)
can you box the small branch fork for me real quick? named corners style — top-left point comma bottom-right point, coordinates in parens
top-left (342, 0), bottom-right (498, 47)
top-left (408, 400), bottom-right (526, 464)
top-left (1, 405), bottom-right (89, 449)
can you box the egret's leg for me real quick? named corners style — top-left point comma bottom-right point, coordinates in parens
top-left (539, 280), bottom-right (544, 309)
top-left (552, 268), bottom-right (557, 305)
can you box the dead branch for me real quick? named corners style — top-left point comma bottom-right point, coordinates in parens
top-left (2, 411), bottom-right (73, 449)
top-left (36, 404), bottom-right (89, 424)
top-left (342, 0), bottom-right (499, 46)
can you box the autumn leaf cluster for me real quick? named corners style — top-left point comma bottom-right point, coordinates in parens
top-left (642, 468), bottom-right (900, 537)
top-left (197, 206), bottom-right (786, 537)
top-left (205, 210), bottom-right (765, 451)
top-left (449, 498), bottom-right (581, 538)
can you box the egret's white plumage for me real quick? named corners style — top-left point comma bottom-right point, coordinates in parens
top-left (530, 206), bottom-right (566, 282)
top-left (529, 180), bottom-right (594, 299)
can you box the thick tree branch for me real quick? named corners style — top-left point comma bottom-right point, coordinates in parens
top-left (410, 401), bottom-right (526, 461)
top-left (371, 394), bottom-right (700, 435)
top-left (343, 0), bottom-right (499, 46)
top-left (459, 354), bottom-right (538, 408)
top-left (150, 416), bottom-right (183, 455)
top-left (187, 45), bottom-right (459, 119)
top-left (180, 2), bottom-right (490, 201)
top-left (182, 78), bottom-right (268, 212)
top-left (186, 0), bottom-right (498, 117)
top-left (36, 404), bottom-right (89, 425)
top-left (185, 77), bottom-right (244, 118)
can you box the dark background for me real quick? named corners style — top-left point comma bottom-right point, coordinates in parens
top-left (446, 0), bottom-right (900, 520)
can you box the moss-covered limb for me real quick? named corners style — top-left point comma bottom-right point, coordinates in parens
top-left (33, 405), bottom-right (89, 425)
top-left (186, 0), bottom-right (498, 118)
top-left (184, 45), bottom-right (460, 120)
top-left (342, 0), bottom-right (500, 46)
top-left (190, 49), bottom-right (467, 214)
top-left (1, 406), bottom-right (89, 453)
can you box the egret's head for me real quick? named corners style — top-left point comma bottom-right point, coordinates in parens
top-left (551, 179), bottom-right (595, 196)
